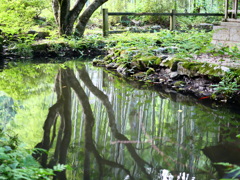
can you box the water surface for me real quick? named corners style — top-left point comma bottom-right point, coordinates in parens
top-left (1, 60), bottom-right (240, 180)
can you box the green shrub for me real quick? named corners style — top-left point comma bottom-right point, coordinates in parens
top-left (0, 0), bottom-right (51, 34)
top-left (0, 130), bottom-right (65, 180)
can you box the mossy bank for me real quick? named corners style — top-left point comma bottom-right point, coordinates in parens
top-left (93, 48), bottom-right (240, 104)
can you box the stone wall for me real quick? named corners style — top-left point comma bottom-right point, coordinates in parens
top-left (212, 21), bottom-right (240, 46)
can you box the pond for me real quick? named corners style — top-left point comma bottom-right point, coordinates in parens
top-left (1, 60), bottom-right (240, 180)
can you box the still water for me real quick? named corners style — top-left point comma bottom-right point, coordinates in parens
top-left (1, 60), bottom-right (240, 180)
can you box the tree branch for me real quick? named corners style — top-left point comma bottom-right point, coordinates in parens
top-left (75, 0), bottom-right (108, 36)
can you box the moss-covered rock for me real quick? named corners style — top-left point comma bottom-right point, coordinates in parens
top-left (132, 72), bottom-right (146, 79)
top-left (31, 43), bottom-right (48, 56)
top-left (130, 60), bottom-right (147, 70)
top-left (161, 57), bottom-right (186, 71)
top-left (174, 81), bottom-right (186, 87)
top-left (177, 62), bottom-right (230, 77)
top-left (93, 59), bottom-right (107, 67)
top-left (116, 63), bottom-right (130, 76)
top-left (131, 55), bottom-right (162, 70)
top-left (114, 50), bottom-right (121, 57)
top-left (138, 56), bottom-right (162, 66)
top-left (103, 53), bottom-right (115, 62)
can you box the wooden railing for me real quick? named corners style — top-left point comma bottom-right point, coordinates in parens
top-left (102, 8), bottom-right (224, 36)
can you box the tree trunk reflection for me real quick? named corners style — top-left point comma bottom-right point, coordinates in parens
top-left (77, 65), bottom-right (153, 179)
top-left (35, 66), bottom-right (149, 179)
top-left (33, 64), bottom-right (240, 180)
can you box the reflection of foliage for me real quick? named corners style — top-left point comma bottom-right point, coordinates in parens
top-left (7, 94), bottom-right (53, 148)
top-left (65, 64), bottom-right (240, 179)
top-left (0, 95), bottom-right (16, 129)
top-left (0, 63), bottom-right (59, 100)
top-left (0, 63), bottom-right (59, 148)
top-left (3, 62), bottom-right (240, 179)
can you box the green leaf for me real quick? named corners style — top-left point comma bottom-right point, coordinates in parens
top-left (53, 164), bottom-right (66, 172)
top-left (3, 146), bottom-right (12, 152)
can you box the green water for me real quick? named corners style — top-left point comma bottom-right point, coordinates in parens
top-left (1, 60), bottom-right (240, 180)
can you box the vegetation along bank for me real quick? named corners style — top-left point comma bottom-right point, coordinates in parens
top-left (1, 28), bottom-right (240, 105)
top-left (2, 0), bottom-right (240, 179)
top-left (92, 30), bottom-right (240, 105)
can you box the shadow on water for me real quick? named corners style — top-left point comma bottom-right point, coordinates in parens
top-left (1, 61), bottom-right (240, 180)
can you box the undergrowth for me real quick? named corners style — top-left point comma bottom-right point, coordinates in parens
top-left (102, 29), bottom-right (213, 59)
top-left (0, 130), bottom-right (65, 180)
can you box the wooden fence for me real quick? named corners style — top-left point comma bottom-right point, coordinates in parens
top-left (102, 8), bottom-right (224, 36)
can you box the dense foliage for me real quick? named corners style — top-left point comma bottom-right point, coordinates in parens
top-left (102, 0), bottom-right (224, 27)
top-left (0, 0), bottom-right (224, 35)
top-left (0, 130), bottom-right (65, 180)
top-left (0, 63), bottom-right (58, 100)
top-left (103, 0), bottom-right (224, 13)
top-left (0, 0), bottom-right (52, 34)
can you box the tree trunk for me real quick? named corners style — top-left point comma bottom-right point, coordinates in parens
top-left (52, 0), bottom-right (59, 26)
top-left (75, 0), bottom-right (108, 37)
top-left (52, 0), bottom-right (108, 36)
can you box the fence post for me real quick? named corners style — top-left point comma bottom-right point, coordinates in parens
top-left (103, 8), bottom-right (109, 37)
top-left (224, 0), bottom-right (229, 20)
top-left (170, 9), bottom-right (176, 31)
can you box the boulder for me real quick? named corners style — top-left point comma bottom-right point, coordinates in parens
top-left (177, 62), bottom-right (230, 77)
top-left (169, 72), bottom-right (178, 79)
top-left (150, 25), bottom-right (161, 33)
top-left (160, 57), bottom-right (182, 71)
top-left (27, 30), bottom-right (50, 40)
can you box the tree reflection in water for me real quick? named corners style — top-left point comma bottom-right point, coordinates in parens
top-left (35, 65), bottom-right (153, 180)
top-left (34, 63), bottom-right (240, 180)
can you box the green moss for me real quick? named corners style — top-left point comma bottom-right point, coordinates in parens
top-left (133, 55), bottom-right (161, 67)
top-left (162, 58), bottom-right (186, 70)
top-left (92, 59), bottom-right (106, 66)
top-left (117, 63), bottom-right (127, 69)
top-left (128, 47), bottom-right (138, 50)
top-left (103, 54), bottom-right (114, 62)
top-left (181, 62), bottom-right (229, 77)
top-left (114, 50), bottom-right (121, 56)
top-left (182, 62), bottom-right (203, 71)
top-left (146, 68), bottom-right (155, 75)
top-left (139, 55), bottom-right (160, 62)
top-left (116, 56), bottom-right (129, 63)
top-left (198, 63), bottom-right (227, 76)
top-left (174, 81), bottom-right (186, 87)
top-left (132, 72), bottom-right (146, 78)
